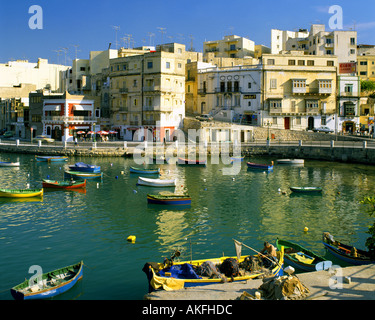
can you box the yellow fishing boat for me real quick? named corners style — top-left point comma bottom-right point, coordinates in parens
top-left (143, 246), bottom-right (284, 292)
top-left (0, 188), bottom-right (43, 198)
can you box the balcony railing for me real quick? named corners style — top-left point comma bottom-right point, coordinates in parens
top-left (42, 116), bottom-right (97, 122)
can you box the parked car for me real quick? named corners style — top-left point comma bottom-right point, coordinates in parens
top-left (312, 126), bottom-right (334, 133)
top-left (33, 135), bottom-right (55, 143)
top-left (2, 131), bottom-right (14, 138)
top-left (196, 114), bottom-right (213, 121)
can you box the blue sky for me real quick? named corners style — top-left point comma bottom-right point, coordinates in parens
top-left (0, 0), bottom-right (374, 65)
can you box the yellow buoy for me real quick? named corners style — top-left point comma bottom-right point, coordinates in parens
top-left (304, 227), bottom-right (309, 232)
top-left (127, 235), bottom-right (136, 243)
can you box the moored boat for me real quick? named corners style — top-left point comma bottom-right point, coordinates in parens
top-left (322, 232), bottom-right (374, 265)
top-left (142, 246), bottom-right (284, 292)
top-left (276, 159), bottom-right (304, 165)
top-left (68, 162), bottom-right (100, 173)
top-left (0, 161), bottom-right (20, 167)
top-left (276, 238), bottom-right (329, 272)
top-left (10, 261), bottom-right (83, 300)
top-left (230, 156), bottom-right (245, 163)
top-left (147, 192), bottom-right (191, 205)
top-left (36, 156), bottom-right (68, 162)
top-left (130, 166), bottom-right (160, 174)
top-left (290, 186), bottom-right (322, 193)
top-left (177, 157), bottom-right (206, 166)
top-left (247, 161), bottom-right (273, 170)
top-left (42, 179), bottom-right (86, 189)
top-left (64, 171), bottom-right (103, 180)
top-left (0, 188), bottom-right (43, 198)
top-left (137, 176), bottom-right (176, 187)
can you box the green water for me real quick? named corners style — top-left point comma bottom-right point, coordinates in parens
top-left (0, 152), bottom-right (374, 300)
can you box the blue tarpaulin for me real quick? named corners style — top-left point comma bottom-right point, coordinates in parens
top-left (159, 263), bottom-right (202, 279)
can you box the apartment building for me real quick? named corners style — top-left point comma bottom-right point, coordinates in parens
top-left (272, 24), bottom-right (357, 64)
top-left (0, 58), bottom-right (69, 91)
top-left (203, 35), bottom-right (255, 59)
top-left (337, 75), bottom-right (361, 133)
top-left (196, 63), bottom-right (262, 126)
top-left (357, 45), bottom-right (375, 81)
top-left (109, 43), bottom-right (200, 142)
top-left (261, 51), bottom-right (337, 131)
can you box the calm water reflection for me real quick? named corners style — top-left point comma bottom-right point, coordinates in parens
top-left (0, 152), bottom-right (374, 299)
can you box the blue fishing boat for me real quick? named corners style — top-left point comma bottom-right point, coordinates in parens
top-left (36, 156), bottom-right (68, 162)
top-left (64, 170), bottom-right (103, 180)
top-left (10, 261), bottom-right (83, 300)
top-left (130, 166), bottom-right (160, 174)
top-left (147, 192), bottom-right (191, 205)
top-left (322, 232), bottom-right (374, 265)
top-left (68, 162), bottom-right (101, 173)
top-left (247, 161), bottom-right (273, 170)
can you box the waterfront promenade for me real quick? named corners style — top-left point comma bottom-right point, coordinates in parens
top-left (144, 264), bottom-right (375, 300)
top-left (2, 137), bottom-right (375, 166)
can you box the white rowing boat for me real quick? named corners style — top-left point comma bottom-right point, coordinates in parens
top-left (137, 176), bottom-right (176, 187)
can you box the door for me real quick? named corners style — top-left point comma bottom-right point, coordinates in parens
top-left (308, 117), bottom-right (314, 130)
top-left (284, 117), bottom-right (290, 130)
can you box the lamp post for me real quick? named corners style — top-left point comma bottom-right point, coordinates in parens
top-left (93, 123), bottom-right (96, 142)
top-left (264, 120), bottom-right (271, 144)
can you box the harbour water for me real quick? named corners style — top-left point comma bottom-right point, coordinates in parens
top-left (0, 152), bottom-right (374, 300)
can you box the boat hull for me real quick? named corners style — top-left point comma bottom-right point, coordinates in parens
top-left (137, 177), bottom-right (176, 187)
top-left (147, 195), bottom-right (191, 205)
top-left (276, 239), bottom-right (327, 272)
top-left (322, 233), bottom-right (374, 265)
top-left (277, 159), bottom-right (304, 165)
top-left (144, 247), bottom-right (284, 292)
top-left (177, 158), bottom-right (206, 166)
top-left (130, 166), bottom-right (160, 174)
top-left (42, 179), bottom-right (86, 189)
top-left (36, 156), bottom-right (68, 162)
top-left (11, 261), bottom-right (83, 300)
top-left (247, 162), bottom-right (273, 170)
top-left (0, 188), bottom-right (43, 198)
top-left (68, 163), bottom-right (101, 173)
top-left (290, 187), bottom-right (322, 193)
top-left (64, 171), bottom-right (103, 180)
top-left (0, 162), bottom-right (20, 167)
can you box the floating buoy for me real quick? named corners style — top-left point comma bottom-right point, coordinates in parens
top-left (110, 163), bottom-right (113, 166)
top-left (127, 235), bottom-right (136, 243)
top-left (232, 177), bottom-right (235, 181)
top-left (203, 179), bottom-right (206, 182)
top-left (115, 176), bottom-right (118, 179)
top-left (304, 227), bottom-right (309, 232)
top-left (278, 188), bottom-right (281, 192)
top-left (121, 171), bottom-right (124, 175)
top-left (47, 175), bottom-right (50, 179)
top-left (133, 190), bottom-right (137, 193)
top-left (204, 188), bottom-right (207, 191)
top-left (97, 183), bottom-right (99, 188)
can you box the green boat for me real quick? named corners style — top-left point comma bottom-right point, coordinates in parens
top-left (290, 186), bottom-right (322, 193)
top-left (276, 239), bottom-right (329, 272)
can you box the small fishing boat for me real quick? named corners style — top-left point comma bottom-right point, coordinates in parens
top-left (276, 238), bottom-right (329, 272)
top-left (64, 171), bottom-right (103, 180)
top-left (276, 159), bottom-right (304, 165)
top-left (290, 186), bottom-right (322, 193)
top-left (147, 192), bottom-right (191, 205)
top-left (10, 261), bottom-right (83, 300)
top-left (36, 156), bottom-right (68, 162)
top-left (68, 162), bottom-right (101, 173)
top-left (143, 246), bottom-right (284, 292)
top-left (230, 156), bottom-right (245, 163)
top-left (177, 157), bottom-right (206, 166)
top-left (42, 179), bottom-right (86, 189)
top-left (0, 161), bottom-right (20, 167)
top-left (130, 166), bottom-right (160, 174)
top-left (322, 232), bottom-right (375, 265)
top-left (0, 188), bottom-right (43, 198)
top-left (247, 161), bottom-right (273, 170)
top-left (137, 176), bottom-right (176, 187)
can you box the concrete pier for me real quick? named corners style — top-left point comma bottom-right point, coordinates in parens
top-left (144, 264), bottom-right (375, 300)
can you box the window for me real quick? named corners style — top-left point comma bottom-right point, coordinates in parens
top-left (178, 63), bottom-right (182, 68)
top-left (293, 79), bottom-right (306, 88)
top-left (298, 60), bottom-right (305, 66)
top-left (326, 50), bottom-right (333, 55)
top-left (187, 85), bottom-right (190, 93)
top-left (248, 101), bottom-right (251, 107)
top-left (234, 81), bottom-right (239, 92)
top-left (307, 60), bottom-right (315, 66)
top-left (327, 61), bottom-right (334, 66)
top-left (288, 60), bottom-right (296, 65)
top-left (350, 49), bottom-right (356, 54)
top-left (166, 62), bottom-right (170, 69)
top-left (306, 100), bottom-right (319, 108)
top-left (147, 61), bottom-right (153, 69)
top-left (248, 82), bottom-right (252, 89)
top-left (80, 67), bottom-right (86, 71)
top-left (270, 100), bottom-right (282, 108)
top-left (321, 116), bottom-right (326, 125)
top-left (270, 79), bottom-right (277, 89)
top-left (344, 103), bottom-right (355, 116)
top-left (360, 71), bottom-right (368, 76)
top-left (133, 79), bottom-right (138, 87)
top-left (319, 80), bottom-right (332, 89)
top-left (360, 61), bottom-right (368, 65)
top-left (291, 101), bottom-right (296, 112)
top-left (272, 117), bottom-right (278, 125)
top-left (230, 44), bottom-right (236, 50)
top-left (345, 84), bottom-right (353, 93)
top-left (227, 81), bottom-right (232, 92)
top-left (220, 82), bottom-right (225, 92)
top-left (350, 38), bottom-right (356, 45)
top-left (267, 59), bottom-right (275, 65)
top-left (296, 116), bottom-right (301, 125)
